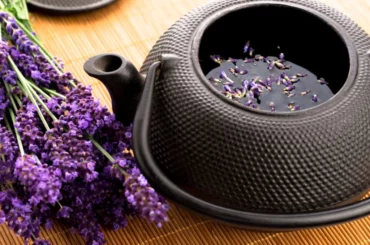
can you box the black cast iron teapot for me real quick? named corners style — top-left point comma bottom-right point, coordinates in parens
top-left (84, 0), bottom-right (370, 230)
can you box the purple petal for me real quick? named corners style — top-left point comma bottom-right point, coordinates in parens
top-left (268, 61), bottom-right (275, 70)
top-left (243, 41), bottom-right (250, 53)
top-left (249, 48), bottom-right (255, 57)
top-left (296, 73), bottom-right (307, 77)
top-left (220, 71), bottom-right (227, 79)
top-left (224, 85), bottom-right (232, 92)
top-left (284, 85), bottom-right (295, 91)
top-left (312, 94), bottom-right (318, 102)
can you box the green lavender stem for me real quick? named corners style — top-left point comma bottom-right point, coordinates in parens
top-left (41, 86), bottom-right (66, 99)
top-left (8, 56), bottom-right (51, 130)
top-left (4, 115), bottom-right (11, 132)
top-left (29, 82), bottom-right (51, 100)
top-left (26, 81), bottom-right (58, 121)
top-left (9, 109), bottom-right (24, 156)
top-left (87, 135), bottom-right (130, 178)
top-left (88, 134), bottom-right (115, 163)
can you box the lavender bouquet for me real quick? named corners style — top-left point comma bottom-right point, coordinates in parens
top-left (0, 1), bottom-right (169, 244)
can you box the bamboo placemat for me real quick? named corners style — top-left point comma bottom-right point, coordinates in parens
top-left (1, 0), bottom-right (370, 244)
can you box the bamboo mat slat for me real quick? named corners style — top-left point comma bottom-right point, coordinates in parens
top-left (0, 0), bottom-right (370, 244)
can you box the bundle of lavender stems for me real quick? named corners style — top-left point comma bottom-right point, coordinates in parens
top-left (0, 12), bottom-right (169, 245)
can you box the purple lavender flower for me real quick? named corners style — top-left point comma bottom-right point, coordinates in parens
top-left (33, 240), bottom-right (51, 245)
top-left (312, 94), bottom-right (318, 102)
top-left (317, 78), bottom-right (329, 85)
top-left (224, 85), bottom-right (232, 92)
top-left (275, 62), bottom-right (287, 70)
top-left (57, 85), bottom-right (115, 136)
top-left (0, 190), bottom-right (42, 241)
top-left (243, 41), bottom-right (250, 53)
top-left (244, 58), bottom-right (254, 63)
top-left (284, 85), bottom-right (295, 92)
top-left (0, 84), bottom-right (9, 122)
top-left (124, 167), bottom-right (169, 227)
top-left (210, 55), bottom-right (222, 64)
top-left (0, 126), bottom-right (18, 184)
top-left (0, 210), bottom-right (5, 224)
top-left (282, 79), bottom-right (291, 86)
top-left (296, 73), bottom-right (307, 77)
top-left (3, 16), bottom-right (39, 54)
top-left (15, 98), bottom-right (45, 154)
top-left (291, 105), bottom-right (301, 111)
top-left (266, 78), bottom-right (272, 87)
top-left (229, 67), bottom-right (238, 77)
top-left (240, 79), bottom-right (247, 88)
top-left (268, 60), bottom-right (275, 70)
top-left (301, 90), bottom-right (311, 96)
top-left (245, 100), bottom-right (253, 107)
top-left (227, 57), bottom-right (238, 64)
top-left (281, 73), bottom-right (291, 81)
top-left (219, 71), bottom-right (234, 85)
top-left (5, 21), bottom-right (37, 54)
top-left (257, 79), bottom-right (267, 87)
top-left (14, 155), bottom-right (62, 205)
top-left (54, 56), bottom-right (65, 70)
top-left (9, 48), bottom-right (50, 87)
top-left (43, 128), bottom-right (78, 182)
top-left (220, 71), bottom-right (227, 79)
top-left (248, 90), bottom-right (255, 100)
top-left (270, 102), bottom-right (276, 112)
top-left (0, 42), bottom-right (17, 86)
top-left (277, 76), bottom-right (282, 86)
top-left (249, 48), bottom-right (255, 57)
top-left (43, 127), bottom-right (98, 183)
top-left (57, 206), bottom-right (73, 219)
top-left (250, 82), bottom-right (263, 94)
top-left (62, 179), bottom-right (128, 245)
top-left (208, 77), bottom-right (221, 83)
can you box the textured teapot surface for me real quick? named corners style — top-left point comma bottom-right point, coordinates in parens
top-left (139, 0), bottom-right (370, 213)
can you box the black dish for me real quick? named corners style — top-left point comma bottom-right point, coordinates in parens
top-left (84, 0), bottom-right (370, 230)
top-left (28, 0), bottom-right (116, 13)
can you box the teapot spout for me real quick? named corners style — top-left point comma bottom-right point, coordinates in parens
top-left (84, 54), bottom-right (144, 125)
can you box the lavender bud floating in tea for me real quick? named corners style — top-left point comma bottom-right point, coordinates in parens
top-left (206, 41), bottom-right (334, 112)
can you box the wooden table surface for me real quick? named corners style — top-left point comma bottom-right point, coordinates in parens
top-left (1, 0), bottom-right (370, 244)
